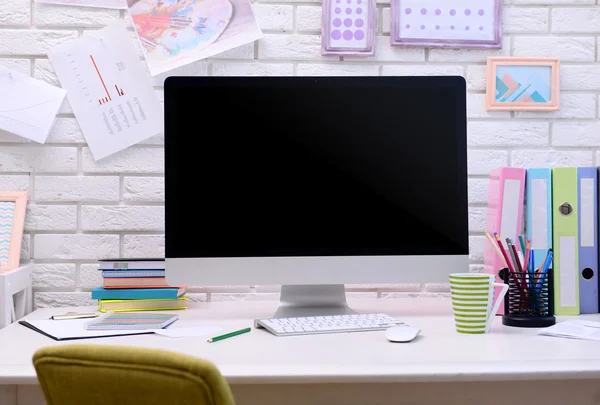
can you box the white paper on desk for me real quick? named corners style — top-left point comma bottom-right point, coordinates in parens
top-left (48, 20), bottom-right (163, 160)
top-left (36, 0), bottom-right (127, 9)
top-left (0, 67), bottom-right (66, 143)
top-left (154, 326), bottom-right (223, 338)
top-left (21, 318), bottom-right (154, 340)
top-left (538, 320), bottom-right (600, 341)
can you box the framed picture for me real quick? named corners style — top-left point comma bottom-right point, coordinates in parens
top-left (390, 0), bottom-right (501, 48)
top-left (0, 192), bottom-right (27, 272)
top-left (486, 57), bottom-right (560, 111)
top-left (321, 0), bottom-right (376, 56)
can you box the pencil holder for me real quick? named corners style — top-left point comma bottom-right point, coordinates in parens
top-left (501, 268), bottom-right (556, 328)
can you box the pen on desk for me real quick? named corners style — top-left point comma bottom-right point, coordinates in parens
top-left (207, 327), bottom-right (251, 343)
top-left (50, 312), bottom-right (99, 320)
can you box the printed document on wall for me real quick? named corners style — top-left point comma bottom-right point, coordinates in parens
top-left (127, 0), bottom-right (263, 76)
top-left (36, 0), bottom-right (127, 9)
top-left (0, 67), bottom-right (66, 143)
top-left (48, 21), bottom-right (163, 160)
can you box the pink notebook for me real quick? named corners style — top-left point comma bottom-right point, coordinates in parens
top-left (484, 167), bottom-right (526, 315)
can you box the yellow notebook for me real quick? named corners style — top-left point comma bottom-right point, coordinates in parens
top-left (98, 297), bottom-right (187, 313)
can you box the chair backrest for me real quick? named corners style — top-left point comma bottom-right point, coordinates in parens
top-left (33, 344), bottom-right (236, 405)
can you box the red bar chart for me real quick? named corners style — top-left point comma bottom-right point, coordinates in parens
top-left (115, 85), bottom-right (125, 96)
top-left (90, 54), bottom-right (112, 104)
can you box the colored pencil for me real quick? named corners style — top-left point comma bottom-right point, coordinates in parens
top-left (529, 250), bottom-right (535, 288)
top-left (485, 232), bottom-right (508, 268)
top-left (507, 238), bottom-right (528, 293)
top-left (518, 235), bottom-right (527, 258)
top-left (517, 251), bottom-right (525, 277)
top-left (524, 239), bottom-right (531, 273)
top-left (507, 238), bottom-right (523, 273)
top-left (537, 249), bottom-right (553, 291)
top-left (207, 327), bottom-right (251, 343)
top-left (535, 249), bottom-right (550, 283)
top-left (494, 233), bottom-right (515, 273)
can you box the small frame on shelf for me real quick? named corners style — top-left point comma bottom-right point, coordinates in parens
top-left (486, 57), bottom-right (560, 112)
top-left (390, 0), bottom-right (501, 48)
top-left (0, 192), bottom-right (27, 273)
top-left (321, 0), bottom-right (376, 56)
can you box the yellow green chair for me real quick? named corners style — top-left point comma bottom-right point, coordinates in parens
top-left (33, 344), bottom-right (235, 405)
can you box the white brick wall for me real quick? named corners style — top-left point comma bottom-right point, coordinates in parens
top-left (1, 0), bottom-right (598, 308)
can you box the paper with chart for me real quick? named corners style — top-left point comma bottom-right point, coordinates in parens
top-left (48, 21), bottom-right (163, 160)
top-left (0, 67), bottom-right (66, 143)
top-left (36, 0), bottom-right (127, 9)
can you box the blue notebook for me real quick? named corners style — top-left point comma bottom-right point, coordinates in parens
top-left (85, 312), bottom-right (179, 330)
top-left (91, 287), bottom-right (186, 300)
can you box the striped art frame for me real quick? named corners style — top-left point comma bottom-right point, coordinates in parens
top-left (0, 192), bottom-right (27, 272)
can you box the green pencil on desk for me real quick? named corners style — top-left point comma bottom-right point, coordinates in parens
top-left (207, 327), bottom-right (251, 343)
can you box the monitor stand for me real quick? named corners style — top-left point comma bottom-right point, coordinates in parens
top-left (272, 284), bottom-right (357, 318)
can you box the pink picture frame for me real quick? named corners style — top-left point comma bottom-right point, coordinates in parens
top-left (0, 192), bottom-right (27, 273)
top-left (486, 57), bottom-right (560, 111)
top-left (321, 0), bottom-right (376, 56)
top-left (390, 0), bottom-right (502, 48)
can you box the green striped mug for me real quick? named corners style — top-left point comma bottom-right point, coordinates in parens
top-left (449, 273), bottom-right (508, 334)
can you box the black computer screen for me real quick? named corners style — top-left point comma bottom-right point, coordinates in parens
top-left (165, 76), bottom-right (468, 258)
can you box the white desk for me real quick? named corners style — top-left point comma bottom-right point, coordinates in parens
top-left (1, 298), bottom-right (600, 405)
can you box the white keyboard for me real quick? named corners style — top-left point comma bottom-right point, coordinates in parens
top-left (254, 313), bottom-right (405, 336)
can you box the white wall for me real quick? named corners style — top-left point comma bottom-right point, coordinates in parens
top-left (0, 0), bottom-right (597, 308)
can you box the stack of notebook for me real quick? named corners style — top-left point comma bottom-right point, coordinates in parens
top-left (91, 258), bottom-right (187, 312)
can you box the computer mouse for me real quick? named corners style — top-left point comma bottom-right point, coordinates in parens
top-left (385, 326), bottom-right (421, 343)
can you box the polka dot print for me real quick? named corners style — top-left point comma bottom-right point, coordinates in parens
top-left (398, 5), bottom-right (490, 38)
top-left (329, 0), bottom-right (370, 46)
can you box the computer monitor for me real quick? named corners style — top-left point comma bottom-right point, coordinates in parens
top-left (164, 76), bottom-right (468, 317)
